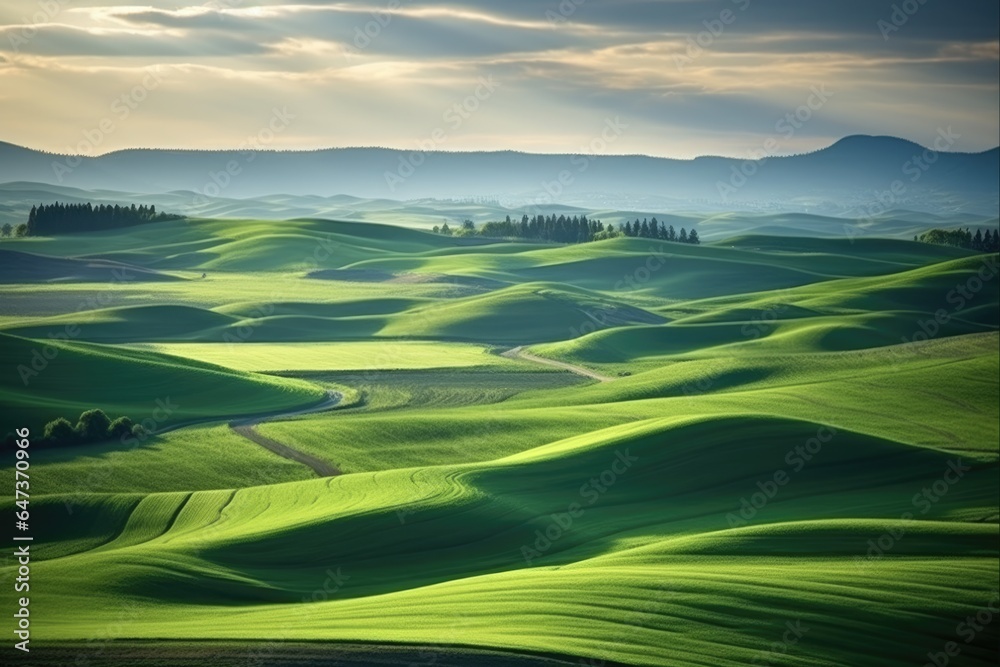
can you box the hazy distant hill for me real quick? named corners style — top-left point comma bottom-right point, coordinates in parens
top-left (1, 136), bottom-right (996, 216)
top-left (0, 181), bottom-right (995, 242)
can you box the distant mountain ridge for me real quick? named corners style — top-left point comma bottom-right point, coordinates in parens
top-left (0, 136), bottom-right (996, 216)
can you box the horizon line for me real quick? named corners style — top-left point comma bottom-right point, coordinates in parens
top-left (4, 135), bottom-right (999, 162)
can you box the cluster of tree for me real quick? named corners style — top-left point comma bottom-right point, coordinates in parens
top-left (5, 410), bottom-right (147, 449)
top-left (431, 214), bottom-right (700, 245)
top-left (15, 202), bottom-right (182, 236)
top-left (435, 215), bottom-right (607, 244)
top-left (620, 218), bottom-right (699, 244)
top-left (916, 228), bottom-right (1000, 252)
top-left (0, 223), bottom-right (28, 238)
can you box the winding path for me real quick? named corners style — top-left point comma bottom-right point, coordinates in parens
top-left (229, 348), bottom-right (613, 475)
top-left (229, 390), bottom-right (343, 477)
top-left (503, 346), bottom-right (615, 383)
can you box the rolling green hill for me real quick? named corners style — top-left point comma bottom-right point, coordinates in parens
top-left (0, 331), bottom-right (325, 434)
top-left (0, 218), bottom-right (996, 667)
top-left (13, 414), bottom-right (999, 666)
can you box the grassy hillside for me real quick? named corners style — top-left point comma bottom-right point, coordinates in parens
top-left (533, 253), bottom-right (999, 369)
top-left (255, 333), bottom-right (998, 477)
top-left (0, 218), bottom-right (996, 667)
top-left (131, 341), bottom-right (526, 372)
top-left (0, 331), bottom-right (325, 434)
top-left (13, 415), bottom-right (999, 666)
top-left (14, 424), bottom-right (317, 496)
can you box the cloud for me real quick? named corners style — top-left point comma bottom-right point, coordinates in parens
top-left (0, 22), bottom-right (272, 57)
top-left (0, 0), bottom-right (996, 157)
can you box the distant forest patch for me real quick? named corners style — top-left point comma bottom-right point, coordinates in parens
top-left (1, 202), bottom-right (184, 237)
top-left (917, 228), bottom-right (999, 252)
top-left (433, 214), bottom-right (701, 245)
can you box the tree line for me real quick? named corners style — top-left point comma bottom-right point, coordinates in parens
top-left (619, 218), bottom-right (700, 243)
top-left (0, 202), bottom-right (183, 237)
top-left (2, 409), bottom-right (146, 450)
top-left (916, 228), bottom-right (1000, 252)
top-left (432, 214), bottom-right (700, 245)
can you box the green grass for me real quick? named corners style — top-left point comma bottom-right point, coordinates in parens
top-left (0, 331), bottom-right (326, 434)
top-left (10, 415), bottom-right (998, 666)
top-left (531, 253), bottom-right (999, 371)
top-left (128, 341), bottom-right (528, 372)
top-left (0, 219), bottom-right (996, 667)
top-left (11, 424), bottom-right (316, 496)
top-left (252, 333), bottom-right (998, 479)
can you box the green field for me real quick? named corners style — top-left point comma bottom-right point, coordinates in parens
top-left (129, 341), bottom-right (527, 371)
top-left (1, 216), bottom-right (997, 667)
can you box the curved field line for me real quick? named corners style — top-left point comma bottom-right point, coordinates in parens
top-left (503, 346), bottom-right (615, 383)
top-left (229, 391), bottom-right (343, 477)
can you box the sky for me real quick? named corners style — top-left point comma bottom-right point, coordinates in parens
top-left (1, 0), bottom-right (997, 159)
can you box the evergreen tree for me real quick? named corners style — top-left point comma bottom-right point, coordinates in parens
top-left (688, 228), bottom-right (700, 245)
top-left (679, 228), bottom-right (688, 243)
top-left (22, 201), bottom-right (180, 235)
top-left (478, 213), bottom-right (605, 244)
